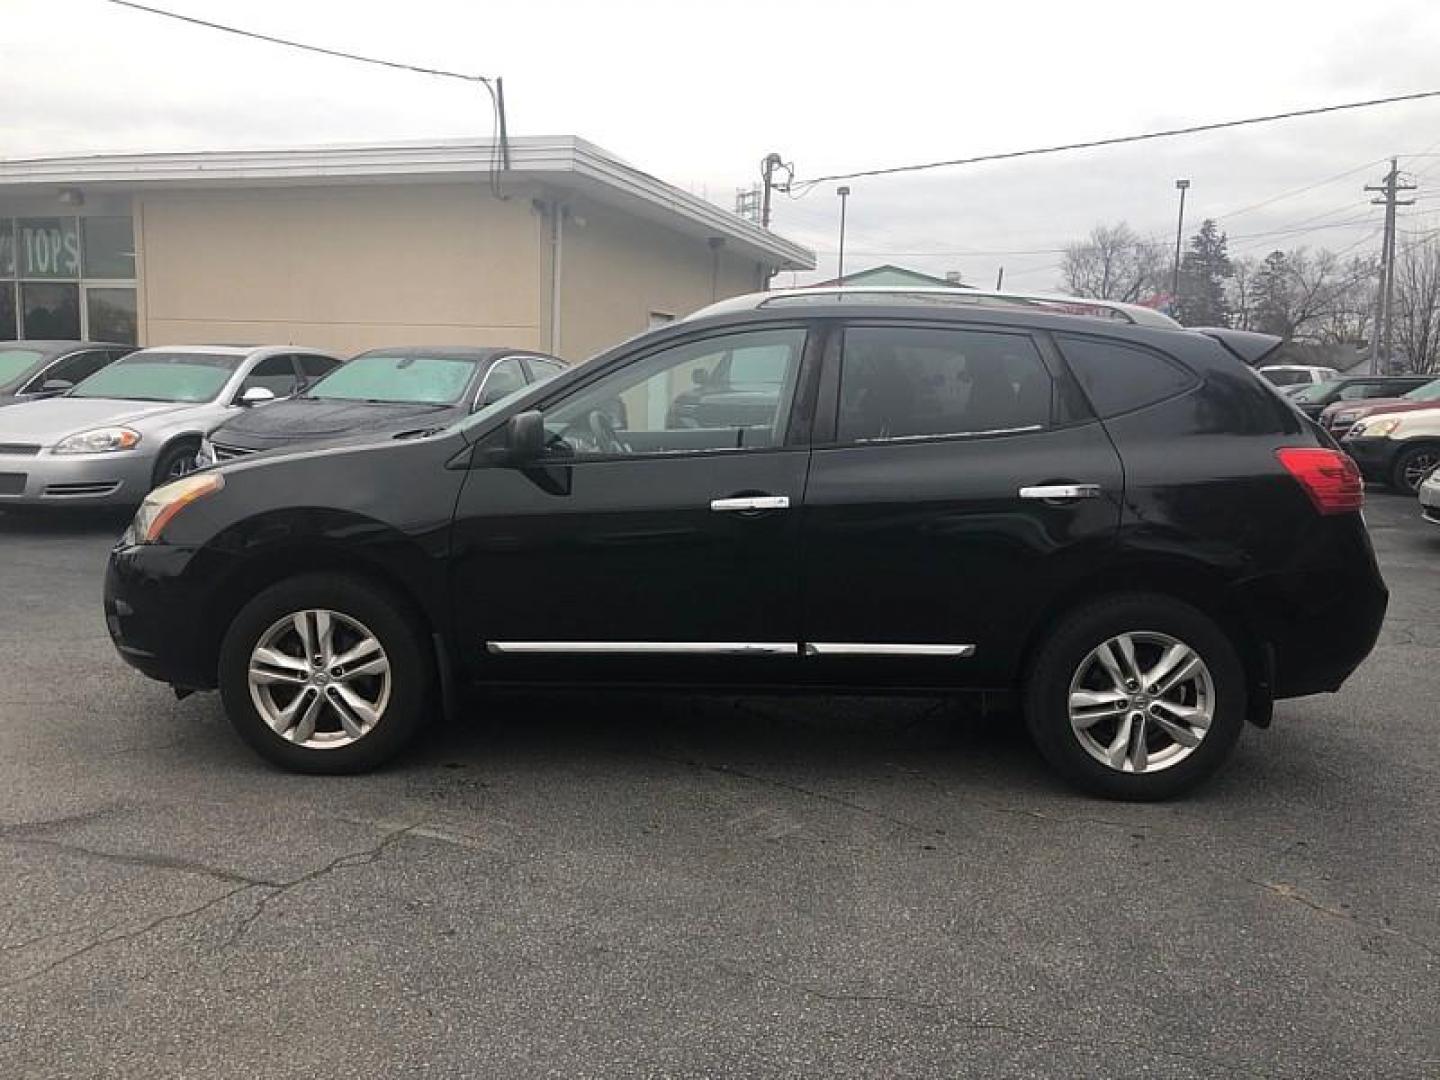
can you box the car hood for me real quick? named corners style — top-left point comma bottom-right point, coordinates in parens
top-left (211, 398), bottom-right (462, 449)
top-left (1330, 398), bottom-right (1435, 420)
top-left (0, 397), bottom-right (203, 444)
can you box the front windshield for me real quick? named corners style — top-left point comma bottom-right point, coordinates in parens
top-left (69, 352), bottom-right (241, 402)
top-left (308, 354), bottom-right (479, 405)
top-left (1291, 382), bottom-right (1334, 403)
top-left (0, 348), bottom-right (45, 391)
top-left (1403, 378), bottom-right (1440, 402)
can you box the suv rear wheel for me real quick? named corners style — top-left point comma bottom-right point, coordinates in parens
top-left (218, 573), bottom-right (433, 773)
top-left (1025, 594), bottom-right (1246, 800)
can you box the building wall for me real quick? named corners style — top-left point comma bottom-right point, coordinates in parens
top-left (137, 183), bottom-right (546, 354)
top-left (557, 198), bottom-right (764, 361)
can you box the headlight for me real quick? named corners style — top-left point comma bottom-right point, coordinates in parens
top-left (52, 427), bottom-right (141, 455)
top-left (195, 437), bottom-right (217, 468)
top-left (1367, 418), bottom-right (1403, 438)
top-left (129, 472), bottom-right (225, 545)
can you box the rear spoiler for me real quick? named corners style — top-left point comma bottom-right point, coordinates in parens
top-left (1190, 327), bottom-right (1285, 368)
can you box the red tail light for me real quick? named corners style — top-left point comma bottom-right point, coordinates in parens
top-left (1276, 448), bottom-right (1364, 514)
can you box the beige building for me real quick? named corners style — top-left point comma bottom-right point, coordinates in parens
top-left (0, 137), bottom-right (813, 360)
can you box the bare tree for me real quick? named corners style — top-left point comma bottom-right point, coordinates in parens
top-left (1229, 256), bottom-right (1258, 331)
top-left (1250, 248), bottom-right (1374, 343)
top-left (1060, 223), bottom-right (1166, 303)
top-left (1391, 236), bottom-right (1440, 374)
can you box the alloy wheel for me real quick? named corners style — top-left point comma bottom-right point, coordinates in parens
top-left (247, 609), bottom-right (391, 749)
top-left (1067, 631), bottom-right (1215, 774)
top-left (1402, 450), bottom-right (1439, 492)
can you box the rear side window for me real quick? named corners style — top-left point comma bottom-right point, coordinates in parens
top-left (837, 326), bottom-right (1053, 443)
top-left (298, 354), bottom-right (339, 378)
top-left (1058, 336), bottom-right (1196, 418)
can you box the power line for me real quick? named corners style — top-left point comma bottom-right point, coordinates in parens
top-left (794, 88), bottom-right (1440, 188)
top-left (107, 0), bottom-right (493, 86)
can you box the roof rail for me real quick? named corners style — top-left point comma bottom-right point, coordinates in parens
top-left (687, 285), bottom-right (1183, 329)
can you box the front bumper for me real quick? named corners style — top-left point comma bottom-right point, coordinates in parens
top-left (1421, 473), bottom-right (1440, 525)
top-left (1341, 436), bottom-right (1401, 483)
top-left (105, 541), bottom-right (218, 689)
top-left (0, 449), bottom-right (156, 506)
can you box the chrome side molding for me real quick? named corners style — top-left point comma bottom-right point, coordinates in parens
top-left (486, 641), bottom-right (798, 656)
top-left (803, 643), bottom-right (976, 657)
top-left (486, 641), bottom-right (976, 658)
top-left (1018, 484), bottom-right (1101, 500)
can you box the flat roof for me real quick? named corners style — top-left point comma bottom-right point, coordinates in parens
top-left (0, 136), bottom-right (815, 271)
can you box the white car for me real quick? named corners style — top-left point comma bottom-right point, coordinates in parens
top-left (1343, 403), bottom-right (1440, 494)
top-left (1420, 463), bottom-right (1440, 527)
top-left (1257, 364), bottom-right (1340, 389)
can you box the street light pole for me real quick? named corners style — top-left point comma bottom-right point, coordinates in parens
top-left (1172, 179), bottom-right (1190, 301)
top-left (837, 185), bottom-right (851, 285)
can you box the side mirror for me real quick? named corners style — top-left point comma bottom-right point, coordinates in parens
top-left (504, 410), bottom-right (546, 465)
top-left (239, 386), bottom-right (276, 407)
top-left (41, 379), bottom-right (74, 393)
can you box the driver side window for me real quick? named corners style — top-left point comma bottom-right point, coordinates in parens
top-left (543, 327), bottom-right (806, 457)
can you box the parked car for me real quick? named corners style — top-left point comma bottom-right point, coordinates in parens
top-left (1288, 374), bottom-right (1432, 420)
top-left (104, 289), bottom-right (1387, 800)
top-left (1257, 364), bottom-right (1339, 388)
top-left (0, 345), bottom-right (339, 506)
top-left (0, 340), bottom-right (133, 408)
top-left (1319, 376), bottom-right (1440, 439)
top-left (198, 346), bottom-right (565, 465)
top-left (1420, 464), bottom-right (1440, 527)
top-left (1343, 404), bottom-right (1440, 493)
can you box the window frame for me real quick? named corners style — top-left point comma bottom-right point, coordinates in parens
top-left (19, 349), bottom-right (114, 395)
top-left (512, 321), bottom-right (824, 465)
top-left (472, 356), bottom-right (529, 410)
top-left (234, 353), bottom-right (303, 403)
top-left (814, 319), bottom-right (1070, 449)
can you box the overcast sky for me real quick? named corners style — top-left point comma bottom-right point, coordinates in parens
top-left (4, 0), bottom-right (1440, 288)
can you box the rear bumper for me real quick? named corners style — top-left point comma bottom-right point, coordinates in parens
top-left (0, 450), bottom-right (155, 505)
top-left (1230, 516), bottom-right (1388, 699)
top-left (1342, 436), bottom-right (1400, 482)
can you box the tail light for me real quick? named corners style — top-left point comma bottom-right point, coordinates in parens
top-left (1276, 448), bottom-right (1364, 514)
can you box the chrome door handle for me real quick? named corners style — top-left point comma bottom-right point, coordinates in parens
top-left (1018, 484), bottom-right (1102, 500)
top-left (710, 495), bottom-right (790, 512)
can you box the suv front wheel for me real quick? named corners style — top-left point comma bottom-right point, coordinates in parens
top-left (218, 573), bottom-right (433, 773)
top-left (1025, 595), bottom-right (1246, 800)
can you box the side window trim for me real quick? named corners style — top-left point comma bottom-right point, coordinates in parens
top-left (817, 320), bottom-right (1056, 449)
top-left (18, 354), bottom-right (68, 395)
top-left (473, 357), bottom-right (528, 410)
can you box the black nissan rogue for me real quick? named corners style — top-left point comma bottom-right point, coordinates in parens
top-left (104, 289), bottom-right (1387, 800)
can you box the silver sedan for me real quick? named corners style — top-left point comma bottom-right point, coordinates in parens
top-left (0, 345), bottom-right (340, 506)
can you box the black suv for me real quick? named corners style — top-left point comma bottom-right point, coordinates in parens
top-left (104, 293), bottom-right (1387, 799)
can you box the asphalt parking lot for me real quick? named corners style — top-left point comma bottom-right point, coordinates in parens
top-left (0, 493), bottom-right (1436, 1079)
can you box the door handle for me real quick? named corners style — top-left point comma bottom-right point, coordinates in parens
top-left (1018, 484), bottom-right (1102, 501)
top-left (710, 495), bottom-right (790, 512)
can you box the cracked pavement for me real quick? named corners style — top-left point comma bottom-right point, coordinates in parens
top-left (0, 493), bottom-right (1436, 1078)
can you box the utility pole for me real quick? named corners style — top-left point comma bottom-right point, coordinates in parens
top-left (836, 186), bottom-right (851, 285)
top-left (760, 153), bottom-right (786, 230)
top-left (1366, 158), bottom-right (1417, 372)
top-left (1172, 179), bottom-right (1190, 301)
top-left (495, 78), bottom-right (511, 171)
top-left (995, 266), bottom-right (1005, 290)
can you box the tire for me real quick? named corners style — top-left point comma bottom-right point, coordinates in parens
top-left (218, 573), bottom-right (434, 774)
top-left (1024, 594), bottom-right (1247, 801)
top-left (151, 440), bottom-right (200, 489)
top-left (1391, 443), bottom-right (1440, 495)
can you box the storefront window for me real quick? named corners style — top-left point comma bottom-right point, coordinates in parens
top-left (0, 215), bottom-right (135, 342)
top-left (86, 287), bottom-right (137, 344)
top-left (83, 216), bottom-right (136, 278)
top-left (21, 282), bottom-right (81, 338)
top-left (1, 283), bottom-right (16, 339)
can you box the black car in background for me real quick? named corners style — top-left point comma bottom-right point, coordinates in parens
top-left (0, 340), bottom-right (133, 407)
top-left (198, 346), bottom-right (566, 464)
top-left (105, 291), bottom-right (1387, 800)
top-left (1289, 373), bottom-right (1432, 419)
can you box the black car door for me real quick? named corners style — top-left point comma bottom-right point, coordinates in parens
top-left (449, 323), bottom-right (820, 681)
top-left (797, 320), bottom-right (1123, 689)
